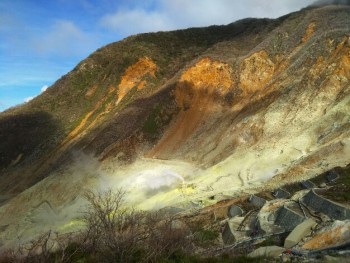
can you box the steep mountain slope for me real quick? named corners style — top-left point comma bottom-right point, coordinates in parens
top-left (0, 17), bottom-right (280, 197)
top-left (0, 4), bottom-right (350, 249)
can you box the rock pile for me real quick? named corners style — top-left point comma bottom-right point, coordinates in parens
top-left (221, 171), bottom-right (350, 260)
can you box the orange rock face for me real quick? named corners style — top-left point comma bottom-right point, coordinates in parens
top-left (175, 58), bottom-right (233, 108)
top-left (302, 22), bottom-right (316, 43)
top-left (148, 58), bottom-right (233, 157)
top-left (118, 57), bottom-right (158, 103)
top-left (309, 36), bottom-right (350, 98)
top-left (239, 50), bottom-right (275, 94)
top-left (302, 221), bottom-right (350, 250)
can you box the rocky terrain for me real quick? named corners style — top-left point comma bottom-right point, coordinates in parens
top-left (0, 2), bottom-right (350, 261)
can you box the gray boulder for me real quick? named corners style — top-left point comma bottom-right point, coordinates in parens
top-left (228, 205), bottom-right (244, 218)
top-left (248, 246), bottom-right (285, 258)
top-left (284, 218), bottom-right (317, 248)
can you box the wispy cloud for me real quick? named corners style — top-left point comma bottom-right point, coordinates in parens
top-left (24, 96), bottom-right (34, 103)
top-left (41, 85), bottom-right (49, 93)
top-left (99, 0), bottom-right (316, 35)
top-left (32, 20), bottom-right (97, 57)
top-left (100, 9), bottom-right (174, 35)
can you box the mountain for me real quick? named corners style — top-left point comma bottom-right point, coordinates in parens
top-left (0, 4), bottom-right (350, 250)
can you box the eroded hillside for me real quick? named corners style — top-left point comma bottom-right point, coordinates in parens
top-left (0, 4), bottom-right (350, 251)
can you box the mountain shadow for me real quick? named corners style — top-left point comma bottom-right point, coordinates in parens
top-left (0, 111), bottom-right (62, 171)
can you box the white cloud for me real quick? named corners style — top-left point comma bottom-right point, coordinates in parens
top-left (32, 20), bottom-right (97, 56)
top-left (100, 0), bottom-right (316, 35)
top-left (41, 85), bottom-right (48, 92)
top-left (24, 96), bottom-right (34, 103)
top-left (100, 9), bottom-right (175, 35)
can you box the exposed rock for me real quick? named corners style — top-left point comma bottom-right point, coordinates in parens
top-left (248, 245), bottom-right (285, 258)
top-left (284, 218), bottom-right (317, 248)
top-left (275, 205), bottom-right (305, 231)
top-left (222, 219), bottom-right (238, 245)
top-left (239, 50), bottom-right (275, 94)
top-left (219, 218), bottom-right (229, 227)
top-left (257, 199), bottom-right (287, 234)
top-left (227, 216), bottom-right (245, 231)
top-left (273, 188), bottom-right (291, 199)
top-left (320, 183), bottom-right (327, 188)
top-left (249, 195), bottom-right (267, 208)
top-left (301, 180), bottom-right (316, 189)
top-left (302, 220), bottom-right (350, 250)
top-left (117, 57), bottom-right (158, 103)
top-left (302, 190), bottom-right (350, 220)
top-left (228, 205), bottom-right (244, 218)
top-left (326, 169), bottom-right (339, 183)
top-left (2, 4), bottom-right (350, 253)
top-left (222, 216), bottom-right (253, 245)
top-left (222, 220), bottom-right (237, 245)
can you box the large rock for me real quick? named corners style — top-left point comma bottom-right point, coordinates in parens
top-left (222, 218), bottom-right (238, 245)
top-left (248, 246), bottom-right (285, 258)
top-left (302, 220), bottom-right (350, 250)
top-left (326, 169), bottom-right (340, 183)
top-left (272, 188), bottom-right (291, 199)
top-left (275, 206), bottom-right (305, 231)
top-left (228, 205), bottom-right (244, 218)
top-left (222, 216), bottom-right (252, 245)
top-left (300, 180), bottom-right (316, 189)
top-left (249, 195), bottom-right (267, 208)
top-left (284, 218), bottom-right (317, 248)
top-left (257, 199), bottom-right (287, 234)
top-left (302, 190), bottom-right (350, 220)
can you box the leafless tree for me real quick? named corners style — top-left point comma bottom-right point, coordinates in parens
top-left (81, 189), bottom-right (146, 262)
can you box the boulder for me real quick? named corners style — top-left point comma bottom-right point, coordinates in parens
top-left (222, 217), bottom-right (251, 245)
top-left (284, 218), bottom-right (317, 248)
top-left (228, 205), bottom-right (244, 218)
top-left (320, 182), bottom-right (327, 188)
top-left (222, 216), bottom-right (244, 245)
top-left (257, 199), bottom-right (287, 234)
top-left (272, 188), bottom-right (291, 199)
top-left (249, 195), bottom-right (267, 208)
top-left (248, 246), bottom-right (285, 258)
top-left (326, 169), bottom-right (339, 183)
top-left (275, 206), bottom-right (305, 231)
top-left (222, 218), bottom-right (238, 245)
top-left (302, 220), bottom-right (350, 250)
top-left (300, 180), bottom-right (316, 189)
top-left (302, 190), bottom-right (350, 220)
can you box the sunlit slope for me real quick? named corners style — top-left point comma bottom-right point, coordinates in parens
top-left (0, 4), bottom-right (350, 250)
top-left (0, 16), bottom-right (280, 198)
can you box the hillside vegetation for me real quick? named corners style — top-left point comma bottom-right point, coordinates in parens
top-left (0, 4), bottom-right (350, 259)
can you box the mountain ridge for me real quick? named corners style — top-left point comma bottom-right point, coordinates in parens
top-left (0, 4), bottom-right (350, 250)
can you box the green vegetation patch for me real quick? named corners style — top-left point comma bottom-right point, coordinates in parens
top-left (143, 103), bottom-right (174, 136)
top-left (143, 104), bottom-right (162, 135)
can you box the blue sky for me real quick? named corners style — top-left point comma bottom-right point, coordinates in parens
top-left (0, 0), bottom-right (315, 112)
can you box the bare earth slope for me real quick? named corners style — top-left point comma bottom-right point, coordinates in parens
top-left (0, 4), bottom-right (350, 248)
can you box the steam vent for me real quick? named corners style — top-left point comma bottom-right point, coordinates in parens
top-left (1, 1), bottom-right (350, 262)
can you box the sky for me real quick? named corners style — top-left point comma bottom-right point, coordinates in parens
top-left (0, 0), bottom-right (316, 112)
